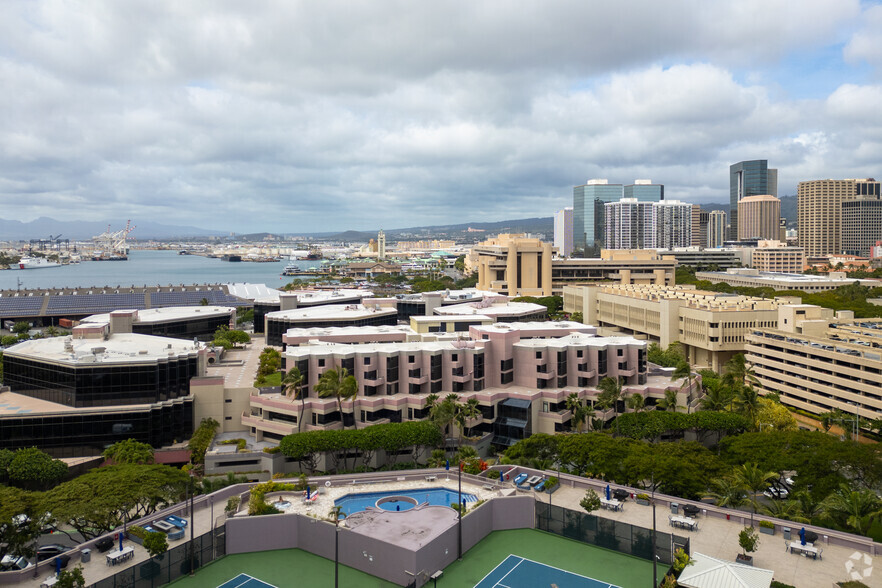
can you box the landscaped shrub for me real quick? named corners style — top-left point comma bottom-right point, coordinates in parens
top-left (759, 520), bottom-right (775, 529)
top-left (486, 470), bottom-right (501, 480)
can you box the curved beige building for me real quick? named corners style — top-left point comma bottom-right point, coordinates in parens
top-left (738, 194), bottom-right (780, 240)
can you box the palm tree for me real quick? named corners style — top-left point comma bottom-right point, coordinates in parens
top-left (760, 499), bottom-right (802, 522)
top-left (706, 476), bottom-right (748, 509)
top-left (282, 367), bottom-right (305, 433)
top-left (671, 359), bottom-right (695, 406)
top-left (597, 376), bottom-right (624, 432)
top-left (734, 385), bottom-right (762, 430)
top-left (732, 463), bottom-right (778, 525)
top-left (566, 392), bottom-right (593, 432)
top-left (790, 490), bottom-right (823, 525)
top-left (424, 393), bottom-right (440, 414)
top-left (627, 392), bottom-right (645, 413)
top-left (657, 389), bottom-right (680, 412)
top-left (699, 379), bottom-right (733, 412)
top-left (723, 353), bottom-right (758, 392)
top-left (430, 394), bottom-right (459, 449)
top-left (820, 484), bottom-right (882, 535)
top-left (315, 367), bottom-right (358, 430)
top-left (459, 397), bottom-right (481, 437)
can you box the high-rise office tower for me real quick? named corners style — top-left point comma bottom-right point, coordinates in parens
top-left (842, 197), bottom-right (882, 257)
top-left (553, 207), bottom-right (574, 257)
top-left (604, 199), bottom-right (655, 249)
top-left (729, 160), bottom-right (777, 240)
top-left (691, 205), bottom-right (709, 247)
top-left (707, 210), bottom-right (726, 248)
top-left (738, 194), bottom-right (781, 240)
top-left (651, 200), bottom-right (693, 249)
top-left (798, 179), bottom-right (881, 257)
top-left (573, 179), bottom-right (662, 255)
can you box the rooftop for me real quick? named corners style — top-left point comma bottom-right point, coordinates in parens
top-left (266, 303), bottom-right (397, 322)
top-left (595, 284), bottom-right (778, 311)
top-left (82, 305), bottom-right (234, 324)
top-left (433, 301), bottom-right (546, 317)
top-left (3, 333), bottom-right (202, 366)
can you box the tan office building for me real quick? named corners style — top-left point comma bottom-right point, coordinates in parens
top-left (746, 307), bottom-right (882, 426)
top-left (473, 233), bottom-right (553, 297)
top-left (474, 235), bottom-right (676, 296)
top-left (738, 194), bottom-right (780, 241)
top-left (564, 284), bottom-right (780, 370)
top-left (750, 241), bottom-right (806, 273)
top-left (797, 178), bottom-right (880, 257)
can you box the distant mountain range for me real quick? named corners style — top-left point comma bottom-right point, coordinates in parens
top-left (0, 197), bottom-right (797, 242)
top-left (0, 217), bottom-right (228, 241)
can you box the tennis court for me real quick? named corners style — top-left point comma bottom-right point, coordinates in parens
top-left (474, 555), bottom-right (620, 588)
top-left (217, 573), bottom-right (278, 588)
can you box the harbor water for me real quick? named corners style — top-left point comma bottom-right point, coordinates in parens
top-left (0, 249), bottom-right (320, 291)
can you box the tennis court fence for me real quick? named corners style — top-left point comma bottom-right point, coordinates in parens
top-left (89, 524), bottom-right (226, 588)
top-left (535, 502), bottom-right (688, 567)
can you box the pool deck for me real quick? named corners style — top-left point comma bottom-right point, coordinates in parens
top-left (255, 475), bottom-right (502, 520)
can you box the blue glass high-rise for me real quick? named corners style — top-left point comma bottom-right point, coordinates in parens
top-left (729, 161), bottom-right (777, 240)
top-left (573, 179), bottom-right (663, 256)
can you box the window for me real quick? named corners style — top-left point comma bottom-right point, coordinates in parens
top-left (501, 358), bottom-right (513, 371)
top-left (225, 399), bottom-right (232, 403)
top-left (451, 354), bottom-right (458, 362)
top-left (364, 357), bottom-right (371, 365)
top-left (535, 351), bottom-right (543, 359)
top-left (576, 350), bottom-right (583, 358)
top-left (318, 359), bottom-right (325, 367)
top-left (408, 355), bottom-right (415, 363)
top-left (542, 401), bottom-right (549, 412)
top-left (501, 371), bottom-right (513, 384)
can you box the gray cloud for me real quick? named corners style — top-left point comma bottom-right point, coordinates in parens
top-left (0, 0), bottom-right (877, 232)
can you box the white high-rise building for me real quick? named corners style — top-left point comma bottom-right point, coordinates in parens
top-left (707, 210), bottom-right (726, 248)
top-left (605, 199), bottom-right (655, 249)
top-left (554, 207), bottom-right (574, 257)
top-left (651, 200), bottom-right (693, 249)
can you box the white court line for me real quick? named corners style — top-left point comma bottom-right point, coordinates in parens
top-left (474, 554), bottom-right (522, 588)
top-left (511, 556), bottom-right (621, 588)
top-left (494, 557), bottom-right (526, 588)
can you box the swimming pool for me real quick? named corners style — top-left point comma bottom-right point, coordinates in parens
top-left (335, 487), bottom-right (478, 516)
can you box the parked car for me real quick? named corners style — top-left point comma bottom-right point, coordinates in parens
top-left (0, 555), bottom-right (32, 572)
top-left (763, 486), bottom-right (789, 499)
top-left (35, 544), bottom-right (70, 562)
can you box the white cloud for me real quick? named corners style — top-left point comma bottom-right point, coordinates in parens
top-left (0, 0), bottom-right (876, 231)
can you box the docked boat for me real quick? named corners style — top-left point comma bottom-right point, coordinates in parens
top-left (11, 256), bottom-right (61, 269)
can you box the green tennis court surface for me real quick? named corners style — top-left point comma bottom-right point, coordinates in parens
top-left (474, 555), bottom-right (620, 588)
top-left (217, 573), bottom-right (278, 588)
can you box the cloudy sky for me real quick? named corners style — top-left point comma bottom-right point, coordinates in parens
top-left (2, 1), bottom-right (882, 233)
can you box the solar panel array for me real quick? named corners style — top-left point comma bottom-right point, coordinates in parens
top-left (151, 290), bottom-right (249, 307)
top-left (0, 296), bottom-right (44, 318)
top-left (46, 293), bottom-right (147, 314)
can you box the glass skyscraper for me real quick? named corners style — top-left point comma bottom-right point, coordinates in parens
top-left (573, 179), bottom-right (663, 256)
top-left (729, 160), bottom-right (777, 240)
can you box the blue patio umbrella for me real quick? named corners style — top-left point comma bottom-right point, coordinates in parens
top-left (445, 460), bottom-right (450, 470)
top-left (606, 484), bottom-right (611, 500)
top-left (55, 556), bottom-right (61, 577)
top-left (119, 531), bottom-right (123, 551)
top-left (799, 527), bottom-right (806, 546)
top-left (306, 485), bottom-right (311, 500)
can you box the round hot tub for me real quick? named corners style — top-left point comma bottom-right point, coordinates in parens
top-left (274, 500), bottom-right (292, 509)
top-left (376, 495), bottom-right (419, 512)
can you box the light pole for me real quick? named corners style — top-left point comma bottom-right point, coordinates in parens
top-left (457, 460), bottom-right (463, 560)
top-left (189, 473), bottom-right (195, 576)
top-left (651, 467), bottom-right (657, 588)
top-left (335, 525), bottom-right (340, 588)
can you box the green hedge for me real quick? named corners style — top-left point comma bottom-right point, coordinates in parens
top-left (615, 411), bottom-right (750, 440)
top-left (279, 421), bottom-right (442, 461)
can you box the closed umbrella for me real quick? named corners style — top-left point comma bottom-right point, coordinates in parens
top-left (606, 484), bottom-right (611, 500)
top-left (799, 527), bottom-right (806, 546)
top-left (55, 556), bottom-right (61, 577)
top-left (119, 532), bottom-right (123, 551)
top-left (306, 485), bottom-right (311, 500)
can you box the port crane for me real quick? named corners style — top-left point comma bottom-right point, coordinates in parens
top-left (92, 220), bottom-right (136, 257)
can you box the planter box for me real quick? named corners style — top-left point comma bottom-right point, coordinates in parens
top-left (735, 554), bottom-right (753, 567)
top-left (545, 484), bottom-right (560, 495)
top-left (126, 532), bottom-right (144, 546)
top-left (636, 498), bottom-right (650, 506)
top-left (759, 526), bottom-right (775, 535)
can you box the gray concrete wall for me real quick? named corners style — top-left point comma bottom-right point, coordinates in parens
top-left (226, 512), bottom-right (299, 553)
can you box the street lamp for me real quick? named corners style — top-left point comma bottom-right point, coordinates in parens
top-left (457, 460), bottom-right (462, 560)
top-left (189, 472), bottom-right (196, 576)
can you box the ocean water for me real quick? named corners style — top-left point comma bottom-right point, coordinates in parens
top-left (0, 249), bottom-right (319, 291)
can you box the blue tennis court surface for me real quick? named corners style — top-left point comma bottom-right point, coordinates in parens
top-left (474, 555), bottom-right (620, 588)
top-left (217, 573), bottom-right (278, 588)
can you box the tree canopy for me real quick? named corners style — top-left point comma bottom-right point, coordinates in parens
top-left (102, 439), bottom-right (155, 465)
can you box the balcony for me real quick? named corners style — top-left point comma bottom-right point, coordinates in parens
top-left (408, 369), bottom-right (429, 384)
top-left (616, 367), bottom-right (636, 377)
top-left (241, 413), bottom-right (296, 436)
top-left (577, 365), bottom-right (596, 378)
top-left (452, 371), bottom-right (473, 383)
top-left (363, 370), bottom-right (383, 385)
top-left (536, 370), bottom-right (556, 380)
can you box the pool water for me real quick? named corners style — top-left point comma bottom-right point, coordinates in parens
top-left (335, 487), bottom-right (477, 516)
